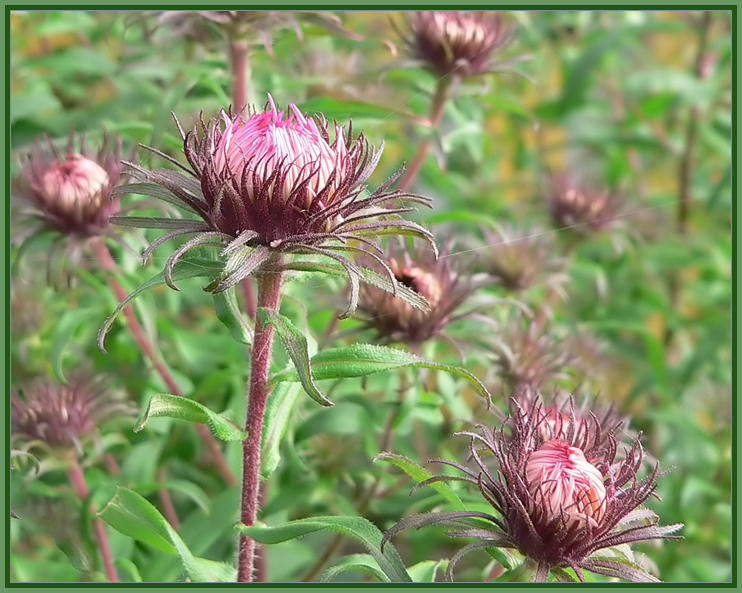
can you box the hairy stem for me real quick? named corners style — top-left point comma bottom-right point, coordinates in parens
top-left (67, 461), bottom-right (118, 582)
top-left (237, 263), bottom-right (284, 582)
top-left (90, 237), bottom-right (237, 487)
top-left (398, 76), bottom-right (454, 192)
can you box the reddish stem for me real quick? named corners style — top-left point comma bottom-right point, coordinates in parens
top-left (90, 238), bottom-right (237, 487)
top-left (398, 76), bottom-right (453, 192)
top-left (157, 467), bottom-right (181, 531)
top-left (67, 461), bottom-right (118, 582)
top-left (237, 264), bottom-right (284, 582)
top-left (102, 453), bottom-right (120, 476)
top-left (229, 38), bottom-right (250, 114)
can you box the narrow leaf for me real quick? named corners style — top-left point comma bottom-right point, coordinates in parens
top-left (261, 381), bottom-right (303, 478)
top-left (213, 288), bottom-right (253, 345)
top-left (110, 216), bottom-right (208, 230)
top-left (258, 308), bottom-right (334, 407)
top-left (98, 258), bottom-right (221, 352)
top-left (322, 554), bottom-right (389, 583)
top-left (135, 393), bottom-right (245, 441)
top-left (373, 452), bottom-right (464, 510)
top-left (270, 343), bottom-right (491, 405)
top-left (237, 516), bottom-right (412, 583)
top-left (98, 487), bottom-right (235, 582)
top-left (285, 260), bottom-right (430, 312)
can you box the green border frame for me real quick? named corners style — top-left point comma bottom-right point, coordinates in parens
top-left (2, 3), bottom-right (737, 591)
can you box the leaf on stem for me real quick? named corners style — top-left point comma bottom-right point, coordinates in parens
top-left (135, 393), bottom-right (245, 441)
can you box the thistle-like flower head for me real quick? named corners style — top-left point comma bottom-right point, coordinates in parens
top-left (489, 313), bottom-right (574, 394)
top-left (116, 95), bottom-right (434, 313)
top-left (398, 11), bottom-right (511, 78)
top-left (11, 375), bottom-right (131, 457)
top-left (17, 131), bottom-right (122, 238)
top-left (357, 241), bottom-right (472, 345)
top-left (137, 10), bottom-right (359, 52)
top-left (383, 395), bottom-right (682, 582)
top-left (480, 224), bottom-right (566, 292)
top-left (546, 173), bottom-right (620, 234)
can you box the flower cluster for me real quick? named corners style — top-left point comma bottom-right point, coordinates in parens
top-left (383, 395), bottom-right (682, 582)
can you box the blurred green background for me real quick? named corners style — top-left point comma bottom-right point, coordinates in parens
top-left (10, 10), bottom-right (731, 583)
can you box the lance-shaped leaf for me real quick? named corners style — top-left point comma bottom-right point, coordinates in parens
top-left (285, 260), bottom-right (430, 312)
top-left (97, 258), bottom-right (222, 352)
top-left (373, 452), bottom-right (465, 510)
top-left (98, 487), bottom-right (236, 582)
top-left (237, 516), bottom-right (412, 583)
top-left (258, 308), bottom-right (334, 407)
top-left (270, 343), bottom-right (492, 405)
top-left (322, 554), bottom-right (389, 583)
top-left (135, 393), bottom-right (245, 441)
top-left (213, 288), bottom-right (253, 345)
top-left (204, 245), bottom-right (272, 293)
top-left (261, 380), bottom-right (303, 478)
top-left (407, 559), bottom-right (450, 583)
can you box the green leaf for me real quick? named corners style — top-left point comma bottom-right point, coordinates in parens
top-left (485, 545), bottom-right (520, 571)
top-left (133, 480), bottom-right (210, 514)
top-left (98, 258), bottom-right (221, 352)
top-left (270, 343), bottom-right (491, 405)
top-left (115, 558), bottom-right (143, 583)
top-left (237, 516), bottom-right (412, 583)
top-left (407, 559), bottom-right (449, 582)
top-left (51, 308), bottom-right (97, 384)
top-left (261, 380), bottom-right (302, 478)
top-left (285, 260), bottom-right (429, 312)
top-left (98, 487), bottom-right (234, 582)
top-left (322, 554), bottom-right (389, 583)
top-left (373, 452), bottom-right (464, 510)
top-left (213, 287), bottom-right (253, 345)
top-left (258, 308), bottom-right (334, 407)
top-left (135, 393), bottom-right (245, 441)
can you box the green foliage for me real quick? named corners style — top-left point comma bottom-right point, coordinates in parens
top-left (9, 8), bottom-right (731, 585)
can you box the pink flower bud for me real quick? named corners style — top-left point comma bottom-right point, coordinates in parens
top-left (18, 132), bottom-right (122, 238)
top-left (212, 95), bottom-right (349, 214)
top-left (526, 439), bottom-right (606, 528)
top-left (39, 154), bottom-right (110, 218)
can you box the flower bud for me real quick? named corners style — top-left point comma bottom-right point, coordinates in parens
top-left (526, 439), bottom-right (607, 528)
top-left (358, 242), bottom-right (469, 345)
top-left (400, 11), bottom-right (511, 78)
top-left (11, 375), bottom-right (131, 456)
top-left (546, 173), bottom-right (619, 234)
top-left (18, 132), bottom-right (122, 237)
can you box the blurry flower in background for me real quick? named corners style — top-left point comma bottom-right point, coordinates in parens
top-left (357, 240), bottom-right (480, 347)
top-left (15, 131), bottom-right (122, 240)
top-left (135, 10), bottom-right (360, 53)
top-left (546, 173), bottom-right (621, 234)
top-left (397, 11), bottom-right (512, 78)
top-left (487, 312), bottom-right (575, 395)
top-left (383, 395), bottom-right (682, 582)
top-left (117, 95), bottom-right (434, 315)
top-left (11, 374), bottom-right (132, 459)
top-left (479, 224), bottom-right (568, 293)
